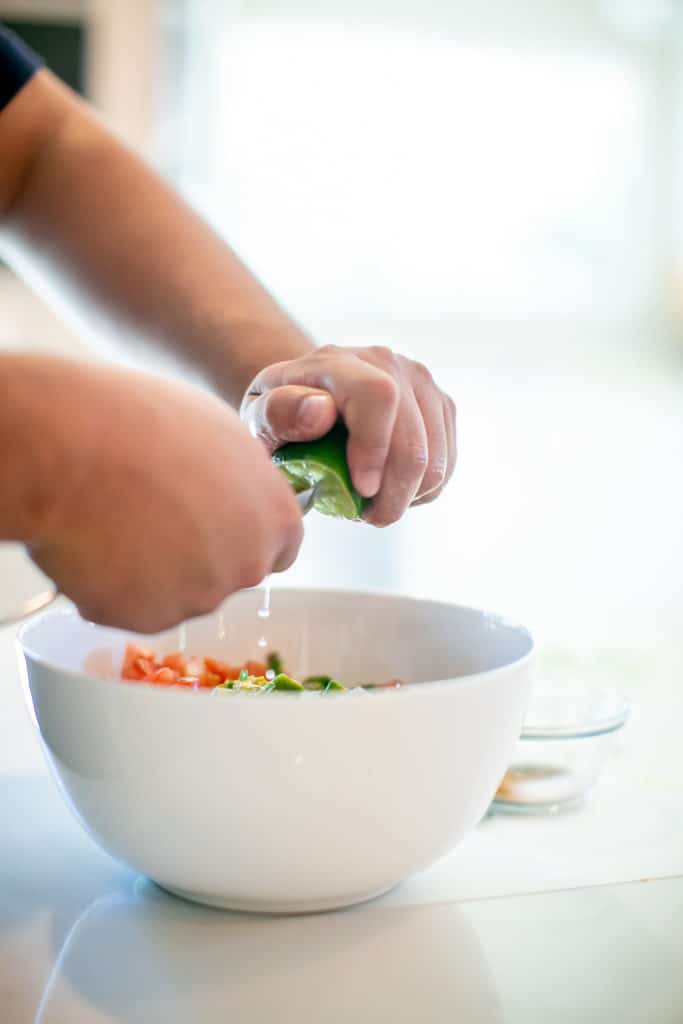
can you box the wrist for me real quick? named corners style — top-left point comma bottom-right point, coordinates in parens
top-left (203, 319), bottom-right (316, 408)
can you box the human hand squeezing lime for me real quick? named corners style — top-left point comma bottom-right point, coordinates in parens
top-left (0, 36), bottom-right (457, 632)
top-left (241, 346), bottom-right (457, 526)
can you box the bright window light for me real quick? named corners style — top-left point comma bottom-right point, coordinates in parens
top-left (180, 19), bottom-right (657, 326)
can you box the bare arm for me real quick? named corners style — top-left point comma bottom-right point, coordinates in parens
top-left (0, 69), bottom-right (313, 407)
top-left (0, 68), bottom-right (457, 523)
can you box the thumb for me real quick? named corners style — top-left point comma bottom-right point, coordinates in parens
top-left (242, 385), bottom-right (338, 451)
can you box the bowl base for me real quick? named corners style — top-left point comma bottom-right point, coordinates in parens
top-left (490, 793), bottom-right (588, 815)
top-left (155, 880), bottom-right (398, 915)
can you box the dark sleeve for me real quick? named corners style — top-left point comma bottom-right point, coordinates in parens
top-left (0, 24), bottom-right (43, 113)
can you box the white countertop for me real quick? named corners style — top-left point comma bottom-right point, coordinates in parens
top-left (2, 620), bottom-right (683, 1023)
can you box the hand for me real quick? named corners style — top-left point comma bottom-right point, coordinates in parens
top-left (29, 363), bottom-right (303, 632)
top-left (241, 345), bottom-right (456, 526)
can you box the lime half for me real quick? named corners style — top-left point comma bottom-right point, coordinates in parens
top-left (273, 421), bottom-right (367, 520)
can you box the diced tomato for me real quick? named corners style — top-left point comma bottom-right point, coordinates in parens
top-left (197, 672), bottom-right (221, 688)
top-left (134, 657), bottom-right (157, 679)
top-left (204, 657), bottom-right (236, 681)
top-left (121, 668), bottom-right (143, 681)
top-left (122, 662), bottom-right (145, 680)
top-left (151, 667), bottom-right (179, 685)
top-left (204, 656), bottom-right (266, 681)
top-left (184, 657), bottom-right (205, 677)
top-left (122, 642), bottom-right (157, 676)
top-left (162, 652), bottom-right (187, 674)
top-left (176, 675), bottom-right (200, 688)
top-left (121, 646), bottom-right (276, 690)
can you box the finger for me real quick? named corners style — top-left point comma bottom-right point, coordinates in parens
top-left (272, 532), bottom-right (303, 574)
top-left (251, 351), bottom-right (400, 498)
top-left (242, 385), bottom-right (337, 451)
top-left (412, 381), bottom-right (449, 502)
top-left (412, 394), bottom-right (457, 506)
top-left (363, 391), bottom-right (428, 527)
top-left (271, 491), bottom-right (305, 574)
top-left (442, 394), bottom-right (457, 486)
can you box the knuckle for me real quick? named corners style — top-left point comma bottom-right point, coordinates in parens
top-left (411, 360), bottom-right (434, 385)
top-left (316, 343), bottom-right (341, 359)
top-left (389, 442), bottom-right (429, 497)
top-left (365, 373), bottom-right (399, 407)
top-left (367, 345), bottom-right (397, 368)
top-left (403, 440), bottom-right (429, 471)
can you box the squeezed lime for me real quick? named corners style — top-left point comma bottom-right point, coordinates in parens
top-left (273, 421), bottom-right (367, 520)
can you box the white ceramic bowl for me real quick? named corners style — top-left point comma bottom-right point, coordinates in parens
top-left (18, 589), bottom-right (533, 914)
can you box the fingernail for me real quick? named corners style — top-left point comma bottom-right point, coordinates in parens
top-left (355, 468), bottom-right (382, 498)
top-left (298, 394), bottom-right (331, 430)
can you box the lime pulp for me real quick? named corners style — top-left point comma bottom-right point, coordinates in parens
top-left (273, 421), bottom-right (367, 521)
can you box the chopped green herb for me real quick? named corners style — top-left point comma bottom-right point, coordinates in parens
top-left (273, 673), bottom-right (305, 691)
top-left (323, 679), bottom-right (346, 692)
top-left (304, 675), bottom-right (331, 687)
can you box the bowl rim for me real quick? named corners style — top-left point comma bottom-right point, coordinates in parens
top-left (16, 587), bottom-right (535, 703)
top-left (520, 688), bottom-right (631, 740)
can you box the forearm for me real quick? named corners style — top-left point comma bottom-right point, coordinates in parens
top-left (0, 353), bottom-right (92, 541)
top-left (0, 71), bottom-right (314, 407)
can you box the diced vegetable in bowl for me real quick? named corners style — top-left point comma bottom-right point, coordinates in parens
top-left (120, 643), bottom-right (354, 693)
top-left (120, 643), bottom-right (399, 693)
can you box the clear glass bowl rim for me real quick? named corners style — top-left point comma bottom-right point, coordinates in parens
top-left (520, 692), bottom-right (631, 741)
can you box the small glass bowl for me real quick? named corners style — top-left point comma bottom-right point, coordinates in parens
top-left (491, 686), bottom-right (630, 814)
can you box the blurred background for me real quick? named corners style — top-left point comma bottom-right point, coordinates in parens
top-left (1, 0), bottom-right (682, 683)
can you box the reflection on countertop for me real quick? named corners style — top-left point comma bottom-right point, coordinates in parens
top-left (36, 881), bottom-right (503, 1024)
